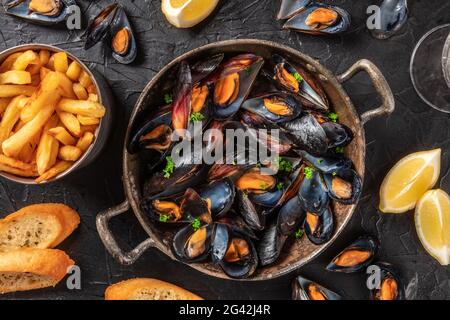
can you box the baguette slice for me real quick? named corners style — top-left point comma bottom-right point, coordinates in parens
top-left (0, 248), bottom-right (75, 294)
top-left (0, 203), bottom-right (80, 252)
top-left (105, 278), bottom-right (203, 300)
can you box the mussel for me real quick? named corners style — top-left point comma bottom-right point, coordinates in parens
top-left (283, 3), bottom-right (351, 36)
top-left (148, 199), bottom-right (182, 223)
top-left (172, 61), bottom-right (193, 133)
top-left (277, 196), bottom-right (306, 236)
top-left (327, 236), bottom-right (379, 273)
top-left (321, 121), bottom-right (353, 148)
top-left (257, 223), bottom-right (287, 266)
top-left (242, 92), bottom-right (302, 123)
top-left (324, 168), bottom-right (362, 205)
top-left (368, 262), bottom-right (404, 300)
top-left (270, 54), bottom-right (329, 111)
top-left (292, 276), bottom-right (342, 300)
top-left (297, 169), bottom-right (329, 214)
top-left (172, 224), bottom-right (213, 263)
top-left (370, 0), bottom-right (408, 40)
top-left (199, 179), bottom-right (235, 219)
top-left (236, 189), bottom-right (266, 231)
top-left (300, 151), bottom-right (352, 175)
top-left (4, 0), bottom-right (75, 25)
top-left (277, 0), bottom-right (311, 20)
top-left (303, 208), bottom-right (333, 245)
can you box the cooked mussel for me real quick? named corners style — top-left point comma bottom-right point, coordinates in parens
top-left (148, 199), bottom-right (182, 223)
top-left (4, 0), bottom-right (75, 25)
top-left (110, 5), bottom-right (137, 64)
top-left (199, 179), bottom-right (235, 219)
top-left (277, 0), bottom-right (311, 20)
top-left (277, 196), bottom-right (306, 236)
top-left (172, 224), bottom-right (213, 263)
top-left (368, 262), bottom-right (404, 300)
top-left (257, 222), bottom-right (287, 266)
top-left (370, 0), bottom-right (408, 40)
top-left (271, 54), bottom-right (329, 111)
top-left (303, 208), bottom-right (333, 245)
top-left (297, 169), bottom-right (329, 214)
top-left (180, 188), bottom-right (212, 224)
top-left (236, 189), bottom-right (266, 231)
top-left (172, 61), bottom-right (193, 133)
top-left (191, 54), bottom-right (225, 84)
top-left (324, 168), bottom-right (362, 205)
top-left (327, 236), bottom-right (379, 273)
top-left (300, 150), bottom-right (352, 174)
top-left (242, 92), bottom-right (302, 123)
top-left (321, 121), bottom-right (353, 148)
top-left (292, 276), bottom-right (342, 300)
top-left (283, 3), bottom-right (351, 35)
top-left (235, 169), bottom-right (277, 193)
top-left (85, 4), bottom-right (119, 50)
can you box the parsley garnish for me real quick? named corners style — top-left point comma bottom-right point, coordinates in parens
top-left (304, 166), bottom-right (314, 179)
top-left (335, 146), bottom-right (345, 154)
top-left (164, 93), bottom-right (173, 104)
top-left (332, 171), bottom-right (337, 176)
top-left (192, 218), bottom-right (201, 231)
top-left (277, 157), bottom-right (293, 173)
top-left (277, 182), bottom-right (284, 190)
top-left (317, 159), bottom-right (323, 164)
top-left (293, 72), bottom-right (303, 83)
top-left (162, 156), bottom-right (174, 178)
top-left (295, 229), bottom-right (304, 239)
top-left (189, 112), bottom-right (205, 122)
top-left (159, 214), bottom-right (170, 222)
top-left (327, 112), bottom-right (339, 123)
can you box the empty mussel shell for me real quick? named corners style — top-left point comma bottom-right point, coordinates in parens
top-left (292, 276), bottom-right (342, 300)
top-left (283, 3), bottom-right (351, 35)
top-left (370, 0), bottom-right (408, 40)
top-left (277, 0), bottom-right (312, 20)
top-left (303, 208), bottom-right (333, 245)
top-left (327, 236), bottom-right (379, 273)
top-left (324, 168), bottom-right (362, 205)
top-left (368, 262), bottom-right (404, 300)
top-left (4, 0), bottom-right (76, 25)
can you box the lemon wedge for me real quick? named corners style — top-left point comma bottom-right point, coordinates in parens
top-left (415, 189), bottom-right (450, 265)
top-left (162, 0), bottom-right (219, 28)
top-left (379, 149), bottom-right (441, 213)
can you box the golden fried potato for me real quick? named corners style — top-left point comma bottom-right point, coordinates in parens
top-left (58, 111), bottom-right (81, 137)
top-left (12, 50), bottom-right (39, 71)
top-left (77, 114), bottom-right (99, 126)
top-left (87, 93), bottom-right (99, 102)
top-left (0, 85), bottom-right (36, 97)
top-left (0, 71), bottom-right (32, 85)
top-left (47, 54), bottom-right (55, 70)
top-left (66, 61), bottom-right (82, 81)
top-left (17, 129), bottom-right (41, 163)
top-left (53, 52), bottom-right (69, 73)
top-left (0, 96), bottom-right (24, 145)
top-left (73, 83), bottom-right (88, 100)
top-left (0, 154), bottom-right (36, 172)
top-left (0, 162), bottom-right (38, 177)
top-left (55, 72), bottom-right (76, 99)
top-left (48, 126), bottom-right (76, 146)
top-left (36, 114), bottom-right (59, 175)
top-left (39, 50), bottom-right (50, 66)
top-left (76, 132), bottom-right (94, 152)
top-left (35, 160), bottom-right (72, 183)
top-left (39, 66), bottom-right (51, 81)
top-left (78, 70), bottom-right (93, 88)
top-left (0, 52), bottom-right (22, 73)
top-left (58, 145), bottom-right (82, 162)
top-left (57, 99), bottom-right (105, 118)
top-left (0, 97), bottom-right (12, 116)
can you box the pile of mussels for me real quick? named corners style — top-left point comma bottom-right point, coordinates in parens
top-left (128, 53), bottom-right (362, 279)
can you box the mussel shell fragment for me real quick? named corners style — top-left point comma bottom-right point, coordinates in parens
top-left (292, 276), bottom-right (342, 300)
top-left (304, 208), bottom-right (333, 245)
top-left (199, 178), bottom-right (235, 219)
top-left (368, 262), bottom-right (404, 300)
top-left (324, 169), bottom-right (362, 205)
top-left (277, 0), bottom-right (312, 20)
top-left (172, 224), bottom-right (213, 263)
top-left (257, 223), bottom-right (287, 266)
top-left (327, 236), bottom-right (379, 273)
top-left (110, 5), bottom-right (137, 64)
top-left (297, 170), bottom-right (329, 214)
top-left (4, 0), bottom-right (75, 25)
top-left (242, 92), bottom-right (302, 123)
top-left (283, 4), bottom-right (351, 35)
top-left (370, 0), bottom-right (408, 40)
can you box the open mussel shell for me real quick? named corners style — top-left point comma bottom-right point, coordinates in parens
top-left (298, 170), bottom-right (329, 214)
top-left (4, 0), bottom-right (76, 25)
top-left (216, 213), bottom-right (258, 241)
top-left (142, 197), bottom-right (182, 224)
top-left (242, 92), bottom-right (302, 123)
top-left (271, 54), bottom-right (329, 111)
top-left (199, 178), bottom-right (235, 219)
top-left (370, 0), bottom-right (408, 40)
top-left (257, 223), bottom-right (287, 267)
top-left (304, 208), bottom-right (333, 245)
top-left (327, 236), bottom-right (379, 273)
top-left (300, 150), bottom-right (352, 174)
top-left (110, 5), bottom-right (137, 64)
top-left (277, 0), bottom-right (312, 20)
top-left (180, 188), bottom-right (212, 224)
top-left (368, 262), bottom-right (404, 300)
top-left (85, 3), bottom-right (119, 50)
top-left (283, 3), bottom-right (351, 35)
top-left (191, 54), bottom-right (225, 84)
top-left (322, 121), bottom-right (353, 148)
top-left (172, 224), bottom-right (213, 263)
top-left (292, 276), bottom-right (342, 300)
top-left (324, 168), bottom-right (362, 205)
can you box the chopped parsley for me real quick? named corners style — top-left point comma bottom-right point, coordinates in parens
top-left (192, 218), bottom-right (201, 231)
top-left (189, 112), bottom-right (205, 122)
top-left (335, 146), bottom-right (345, 154)
top-left (317, 159), bottom-right (323, 164)
top-left (295, 229), bottom-right (304, 239)
top-left (277, 157), bottom-right (293, 173)
top-left (164, 93), bottom-right (173, 104)
top-left (162, 156), bottom-right (174, 178)
top-left (277, 182), bottom-right (284, 190)
top-left (327, 112), bottom-right (339, 123)
top-left (332, 171), bottom-right (337, 176)
top-left (159, 214), bottom-right (170, 223)
top-left (293, 72), bottom-right (303, 83)
top-left (304, 166), bottom-right (314, 179)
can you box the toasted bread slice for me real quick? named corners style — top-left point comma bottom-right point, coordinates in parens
top-left (0, 248), bottom-right (75, 294)
top-left (105, 278), bottom-right (203, 300)
top-left (0, 203), bottom-right (80, 252)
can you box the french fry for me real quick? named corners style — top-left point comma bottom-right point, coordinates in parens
top-left (40, 66), bottom-right (51, 81)
top-left (58, 145), bottom-right (82, 162)
top-left (30, 74), bottom-right (40, 86)
top-left (53, 52), bottom-right (69, 73)
top-left (48, 126), bottom-right (76, 145)
top-left (80, 125), bottom-right (98, 135)
top-left (12, 50), bottom-right (39, 71)
top-left (0, 85), bottom-right (36, 97)
top-left (0, 71), bottom-right (32, 85)
top-left (0, 52), bottom-right (22, 73)
top-left (55, 72), bottom-right (76, 99)
top-left (35, 160), bottom-right (72, 183)
top-left (47, 54), bottom-right (55, 70)
top-left (2, 103), bottom-right (55, 158)
top-left (0, 154), bottom-right (35, 172)
top-left (17, 129), bottom-right (41, 163)
top-left (39, 50), bottom-right (50, 66)
top-left (76, 132), bottom-right (94, 152)
top-left (73, 83), bottom-right (88, 100)
top-left (26, 63), bottom-right (42, 76)
top-left (57, 99), bottom-right (106, 118)
top-left (87, 84), bottom-right (97, 94)
top-left (0, 96), bottom-right (24, 145)
top-left (58, 111), bottom-right (81, 137)
top-left (0, 162), bottom-right (37, 177)
top-left (77, 114), bottom-right (99, 126)
top-left (0, 98), bottom-right (12, 116)
top-left (66, 61), bottom-right (82, 81)
top-left (16, 96), bottom-right (30, 110)
top-left (78, 70), bottom-right (92, 88)
top-left (36, 115), bottom-right (59, 175)
top-left (87, 93), bottom-right (99, 102)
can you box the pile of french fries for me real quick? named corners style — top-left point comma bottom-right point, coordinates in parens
top-left (0, 49), bottom-right (106, 183)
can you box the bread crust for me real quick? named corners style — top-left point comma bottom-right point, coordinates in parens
top-left (105, 278), bottom-right (203, 300)
top-left (0, 248), bottom-right (75, 294)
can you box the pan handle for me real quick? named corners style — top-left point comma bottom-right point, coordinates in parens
top-left (96, 200), bottom-right (156, 265)
top-left (337, 59), bottom-right (395, 125)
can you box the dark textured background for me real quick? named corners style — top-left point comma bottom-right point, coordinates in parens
top-left (0, 0), bottom-right (449, 300)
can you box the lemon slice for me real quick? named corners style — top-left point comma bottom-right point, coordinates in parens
top-left (162, 0), bottom-right (219, 28)
top-left (415, 189), bottom-right (450, 265)
top-left (379, 149), bottom-right (441, 213)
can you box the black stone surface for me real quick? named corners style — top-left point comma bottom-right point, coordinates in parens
top-left (0, 0), bottom-right (449, 300)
